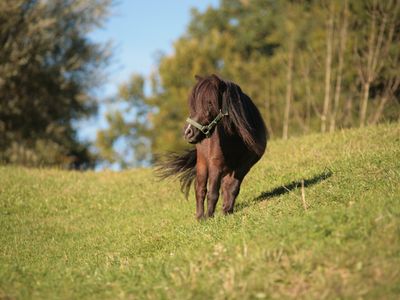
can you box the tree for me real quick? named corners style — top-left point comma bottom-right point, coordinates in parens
top-left (355, 0), bottom-right (400, 127)
top-left (97, 0), bottom-right (400, 168)
top-left (0, 0), bottom-right (112, 168)
top-left (96, 74), bottom-right (153, 168)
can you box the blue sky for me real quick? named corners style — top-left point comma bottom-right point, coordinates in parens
top-left (92, 1), bottom-right (218, 86)
top-left (79, 0), bottom-right (219, 151)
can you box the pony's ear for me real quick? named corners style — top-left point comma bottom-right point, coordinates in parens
top-left (194, 75), bottom-right (203, 81)
top-left (210, 74), bottom-right (222, 83)
top-left (210, 74), bottom-right (226, 92)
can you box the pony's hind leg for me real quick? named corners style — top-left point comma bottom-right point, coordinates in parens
top-left (222, 173), bottom-right (243, 215)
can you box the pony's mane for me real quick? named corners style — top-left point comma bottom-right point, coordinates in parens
top-left (189, 76), bottom-right (221, 114)
top-left (192, 75), bottom-right (266, 155)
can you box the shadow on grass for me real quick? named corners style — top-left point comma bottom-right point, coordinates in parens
top-left (236, 169), bottom-right (333, 211)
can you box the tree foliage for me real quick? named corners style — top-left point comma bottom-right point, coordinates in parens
top-left (0, 0), bottom-right (112, 168)
top-left (99, 0), bottom-right (400, 168)
top-left (96, 74), bottom-right (153, 168)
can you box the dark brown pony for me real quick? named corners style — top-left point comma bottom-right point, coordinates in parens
top-left (157, 74), bottom-right (267, 219)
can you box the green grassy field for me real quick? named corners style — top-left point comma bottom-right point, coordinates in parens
top-left (1, 123), bottom-right (399, 299)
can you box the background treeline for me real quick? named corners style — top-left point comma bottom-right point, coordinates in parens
top-left (97, 0), bottom-right (400, 168)
top-left (1, 1), bottom-right (399, 169)
top-left (0, 0), bottom-right (111, 168)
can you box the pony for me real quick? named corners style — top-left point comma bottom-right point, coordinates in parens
top-left (157, 74), bottom-right (267, 219)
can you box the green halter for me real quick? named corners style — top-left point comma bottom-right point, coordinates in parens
top-left (186, 109), bottom-right (228, 137)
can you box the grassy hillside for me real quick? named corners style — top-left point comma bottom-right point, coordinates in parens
top-left (1, 123), bottom-right (399, 299)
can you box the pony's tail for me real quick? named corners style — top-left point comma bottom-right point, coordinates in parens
top-left (155, 149), bottom-right (197, 199)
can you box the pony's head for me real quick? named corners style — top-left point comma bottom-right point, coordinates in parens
top-left (183, 74), bottom-right (267, 156)
top-left (184, 74), bottom-right (227, 144)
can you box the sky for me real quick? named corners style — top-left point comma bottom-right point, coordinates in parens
top-left (93, 0), bottom-right (218, 88)
top-left (79, 0), bottom-right (219, 146)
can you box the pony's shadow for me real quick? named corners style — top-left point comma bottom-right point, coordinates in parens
top-left (236, 169), bottom-right (333, 211)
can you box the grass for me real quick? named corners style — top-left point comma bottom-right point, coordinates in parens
top-left (1, 123), bottom-right (399, 299)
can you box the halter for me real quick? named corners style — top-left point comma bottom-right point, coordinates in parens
top-left (186, 109), bottom-right (228, 137)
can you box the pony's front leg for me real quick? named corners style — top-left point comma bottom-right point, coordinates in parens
top-left (206, 166), bottom-right (222, 218)
top-left (195, 160), bottom-right (208, 220)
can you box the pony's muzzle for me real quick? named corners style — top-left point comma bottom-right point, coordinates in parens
top-left (185, 124), bottom-right (194, 139)
top-left (184, 124), bottom-right (194, 140)
top-left (184, 124), bottom-right (202, 144)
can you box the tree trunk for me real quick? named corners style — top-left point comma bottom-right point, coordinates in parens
top-left (282, 39), bottom-right (294, 140)
top-left (265, 81), bottom-right (274, 138)
top-left (359, 82), bottom-right (371, 127)
top-left (321, 3), bottom-right (334, 133)
top-left (299, 56), bottom-right (312, 133)
top-left (359, 2), bottom-right (377, 127)
top-left (330, 0), bottom-right (348, 133)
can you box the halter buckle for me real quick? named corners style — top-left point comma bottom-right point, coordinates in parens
top-left (186, 110), bottom-right (228, 138)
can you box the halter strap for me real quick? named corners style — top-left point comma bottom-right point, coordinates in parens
top-left (186, 109), bottom-right (228, 137)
